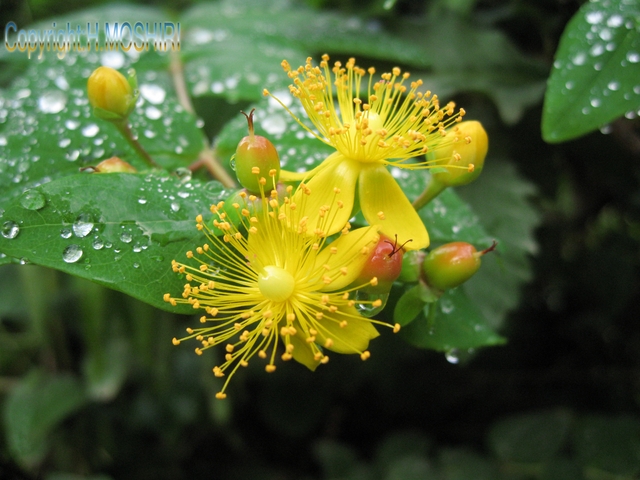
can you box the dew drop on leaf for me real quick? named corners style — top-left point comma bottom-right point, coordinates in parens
top-left (73, 213), bottom-right (94, 238)
top-left (62, 244), bottom-right (83, 263)
top-left (1, 221), bottom-right (20, 239)
top-left (19, 190), bottom-right (46, 211)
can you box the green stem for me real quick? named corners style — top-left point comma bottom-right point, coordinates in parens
top-left (413, 179), bottom-right (447, 211)
top-left (427, 301), bottom-right (437, 330)
top-left (116, 121), bottom-right (159, 169)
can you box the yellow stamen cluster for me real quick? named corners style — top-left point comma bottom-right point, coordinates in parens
top-left (266, 55), bottom-right (467, 167)
top-left (164, 171), bottom-right (400, 399)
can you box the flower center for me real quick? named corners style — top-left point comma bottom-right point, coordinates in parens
top-left (258, 265), bottom-right (295, 302)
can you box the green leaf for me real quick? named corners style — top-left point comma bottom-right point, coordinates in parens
top-left (0, 173), bottom-right (227, 313)
top-left (3, 370), bottom-right (89, 467)
top-left (180, 0), bottom-right (430, 103)
top-left (400, 287), bottom-right (505, 352)
top-left (83, 338), bottom-right (130, 401)
top-left (542, 0), bottom-right (640, 142)
top-left (0, 5), bottom-right (205, 207)
top-left (456, 158), bottom-right (540, 330)
top-left (395, 14), bottom-right (548, 124)
top-left (572, 415), bottom-right (640, 476)
top-left (394, 283), bottom-right (435, 327)
top-left (487, 410), bottom-right (572, 463)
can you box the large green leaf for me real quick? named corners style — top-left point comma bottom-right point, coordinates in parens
top-left (3, 370), bottom-right (89, 467)
top-left (542, 0), bottom-right (640, 142)
top-left (0, 172), bottom-right (226, 313)
top-left (180, 0), bottom-right (431, 103)
top-left (0, 5), bottom-right (205, 207)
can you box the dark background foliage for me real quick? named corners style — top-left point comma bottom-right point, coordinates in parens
top-left (1, 0), bottom-right (640, 479)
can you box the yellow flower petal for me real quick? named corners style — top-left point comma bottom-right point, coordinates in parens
top-left (288, 331), bottom-right (321, 371)
top-left (313, 226), bottom-right (380, 291)
top-left (316, 306), bottom-right (380, 354)
top-left (359, 164), bottom-right (429, 250)
top-left (291, 152), bottom-right (360, 237)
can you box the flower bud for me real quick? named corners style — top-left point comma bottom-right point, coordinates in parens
top-left (94, 156), bottom-right (137, 173)
top-left (87, 66), bottom-right (137, 121)
top-left (431, 121), bottom-right (488, 187)
top-left (422, 241), bottom-right (496, 291)
top-left (398, 249), bottom-right (424, 283)
top-left (355, 234), bottom-right (405, 293)
top-left (234, 109), bottom-right (280, 194)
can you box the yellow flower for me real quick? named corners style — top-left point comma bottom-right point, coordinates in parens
top-left (87, 66), bottom-right (136, 121)
top-left (265, 55), bottom-right (474, 250)
top-left (164, 168), bottom-right (400, 399)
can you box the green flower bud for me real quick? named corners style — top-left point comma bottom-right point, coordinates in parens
top-left (94, 156), bottom-right (137, 173)
top-left (355, 234), bottom-right (406, 294)
top-left (87, 66), bottom-right (138, 121)
top-left (234, 109), bottom-right (280, 194)
top-left (398, 249), bottom-right (424, 283)
top-left (422, 241), bottom-right (496, 291)
top-left (432, 120), bottom-right (488, 187)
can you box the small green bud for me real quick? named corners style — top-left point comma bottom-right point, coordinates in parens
top-left (355, 234), bottom-right (406, 294)
top-left (398, 249), bottom-right (424, 283)
top-left (87, 66), bottom-right (138, 121)
top-left (432, 120), bottom-right (488, 187)
top-left (234, 109), bottom-right (280, 194)
top-left (94, 156), bottom-right (137, 173)
top-left (422, 241), bottom-right (496, 291)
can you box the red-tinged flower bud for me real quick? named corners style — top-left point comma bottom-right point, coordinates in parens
top-left (94, 156), bottom-right (137, 173)
top-left (234, 109), bottom-right (280, 194)
top-left (422, 241), bottom-right (496, 291)
top-left (87, 66), bottom-right (137, 121)
top-left (432, 121), bottom-right (488, 187)
top-left (355, 234), bottom-right (406, 293)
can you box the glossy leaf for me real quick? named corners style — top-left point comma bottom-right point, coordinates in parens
top-left (400, 288), bottom-right (505, 351)
top-left (181, 0), bottom-right (431, 103)
top-left (542, 0), bottom-right (640, 142)
top-left (0, 173), bottom-right (227, 313)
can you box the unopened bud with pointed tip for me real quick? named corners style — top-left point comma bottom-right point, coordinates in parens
top-left (87, 66), bottom-right (138, 122)
top-left (432, 121), bottom-right (488, 187)
top-left (354, 234), bottom-right (406, 294)
top-left (234, 109), bottom-right (280, 194)
top-left (422, 241), bottom-right (496, 291)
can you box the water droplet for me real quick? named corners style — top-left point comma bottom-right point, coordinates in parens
top-left (627, 52), bottom-right (640, 63)
top-left (572, 52), bottom-right (587, 66)
top-left (140, 84), bottom-right (166, 105)
top-left (38, 90), bottom-right (67, 114)
top-left (101, 50), bottom-right (125, 69)
top-left (92, 237), bottom-right (104, 250)
top-left (58, 138), bottom-right (71, 148)
top-left (0, 135), bottom-right (7, 146)
top-left (174, 167), bottom-right (192, 183)
top-left (590, 43), bottom-right (604, 56)
top-left (138, 197), bottom-right (148, 205)
top-left (62, 244), bottom-right (83, 263)
top-left (18, 190), bottom-right (46, 213)
top-left (170, 202), bottom-right (180, 212)
top-left (262, 115), bottom-right (287, 135)
top-left (600, 124), bottom-right (612, 134)
top-left (73, 213), bottom-right (94, 238)
top-left (120, 232), bottom-right (133, 243)
top-left (354, 290), bottom-right (388, 317)
top-left (607, 14), bottom-right (623, 28)
top-left (145, 106), bottom-right (162, 120)
top-left (82, 123), bottom-right (100, 137)
top-left (211, 81), bottom-right (224, 94)
top-left (144, 129), bottom-right (156, 138)
top-left (133, 262), bottom-right (140, 269)
top-left (608, 81), bottom-right (620, 91)
top-left (586, 11), bottom-right (604, 24)
top-left (230, 158), bottom-right (236, 171)
top-left (445, 349), bottom-right (460, 364)
top-left (590, 97), bottom-right (602, 108)
top-left (60, 228), bottom-right (72, 239)
top-left (1, 221), bottom-right (20, 239)
top-left (65, 119), bottom-right (80, 130)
